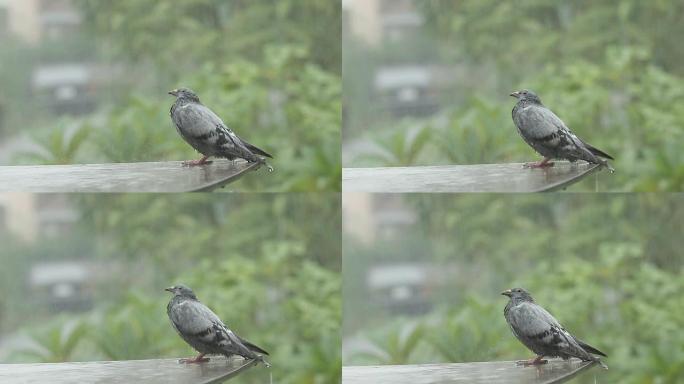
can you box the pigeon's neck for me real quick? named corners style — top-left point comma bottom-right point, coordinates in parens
top-left (176, 96), bottom-right (200, 105)
top-left (510, 297), bottom-right (534, 307)
top-left (170, 295), bottom-right (197, 306)
top-left (518, 99), bottom-right (542, 108)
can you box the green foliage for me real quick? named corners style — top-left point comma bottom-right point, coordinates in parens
top-left (359, 125), bottom-right (431, 167)
top-left (419, 0), bottom-right (684, 77)
top-left (17, 121), bottom-right (91, 165)
top-left (16, 319), bottom-right (88, 363)
top-left (344, 194), bottom-right (684, 383)
top-left (92, 96), bottom-right (185, 163)
top-left (77, 0), bottom-right (340, 75)
top-left (345, 0), bottom-right (684, 191)
top-left (426, 297), bottom-right (503, 363)
top-left (435, 97), bottom-right (514, 164)
top-left (356, 321), bottom-right (426, 365)
top-left (14, 0), bottom-right (341, 192)
top-left (88, 292), bottom-right (176, 360)
top-left (56, 44), bottom-right (341, 191)
top-left (180, 256), bottom-right (342, 383)
top-left (2, 194), bottom-right (341, 384)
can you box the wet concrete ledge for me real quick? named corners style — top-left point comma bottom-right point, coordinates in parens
top-left (0, 160), bottom-right (262, 192)
top-left (343, 359), bottom-right (598, 384)
top-left (343, 162), bottom-right (603, 193)
top-left (0, 357), bottom-right (257, 384)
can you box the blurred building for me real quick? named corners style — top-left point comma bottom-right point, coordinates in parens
top-left (0, 194), bottom-right (78, 242)
top-left (29, 261), bottom-right (93, 312)
top-left (374, 65), bottom-right (444, 117)
top-left (0, 0), bottom-right (101, 115)
top-left (0, 0), bottom-right (79, 44)
top-left (367, 263), bottom-right (433, 314)
top-left (0, 194), bottom-right (38, 242)
top-left (0, 194), bottom-right (102, 314)
top-left (32, 63), bottom-right (98, 115)
top-left (343, 194), bottom-right (416, 244)
top-left (343, 0), bottom-right (423, 47)
top-left (343, 0), bottom-right (451, 119)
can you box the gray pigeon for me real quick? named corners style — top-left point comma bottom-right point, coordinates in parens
top-left (168, 88), bottom-right (273, 169)
top-left (165, 284), bottom-right (270, 366)
top-left (502, 288), bottom-right (607, 369)
top-left (510, 89), bottom-right (614, 172)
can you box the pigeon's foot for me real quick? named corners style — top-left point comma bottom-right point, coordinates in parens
top-left (179, 354), bottom-right (210, 364)
top-left (523, 158), bottom-right (554, 169)
top-left (182, 156), bottom-right (212, 167)
top-left (516, 356), bottom-right (548, 366)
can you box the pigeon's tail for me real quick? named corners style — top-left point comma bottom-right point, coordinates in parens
top-left (577, 339), bottom-right (607, 357)
top-left (584, 142), bottom-right (614, 160)
top-left (241, 139), bottom-right (273, 159)
top-left (239, 337), bottom-right (270, 356)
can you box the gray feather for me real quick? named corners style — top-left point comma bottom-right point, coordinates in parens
top-left (169, 88), bottom-right (272, 163)
top-left (166, 284), bottom-right (269, 366)
top-left (511, 89), bottom-right (613, 171)
top-left (503, 288), bottom-right (607, 369)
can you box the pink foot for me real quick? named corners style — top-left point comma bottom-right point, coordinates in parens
top-left (179, 354), bottom-right (210, 364)
top-left (523, 158), bottom-right (554, 168)
top-left (516, 356), bottom-right (548, 366)
top-left (182, 156), bottom-right (212, 166)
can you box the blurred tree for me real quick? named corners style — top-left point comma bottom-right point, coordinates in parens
top-left (77, 0), bottom-right (340, 77)
top-left (419, 0), bottom-right (684, 78)
top-left (0, 38), bottom-right (36, 139)
top-left (343, 194), bottom-right (684, 383)
top-left (17, 121), bottom-right (91, 165)
top-left (14, 0), bottom-right (342, 192)
top-left (0, 194), bottom-right (341, 384)
top-left (15, 319), bottom-right (88, 363)
top-left (345, 0), bottom-right (684, 191)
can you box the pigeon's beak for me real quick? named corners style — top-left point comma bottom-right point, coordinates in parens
top-left (164, 287), bottom-right (174, 293)
top-left (501, 289), bottom-right (512, 297)
top-left (168, 89), bottom-right (178, 96)
top-left (509, 91), bottom-right (520, 98)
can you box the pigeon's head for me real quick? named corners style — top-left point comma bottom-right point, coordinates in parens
top-left (165, 284), bottom-right (197, 299)
top-left (509, 89), bottom-right (541, 104)
top-left (502, 287), bottom-right (534, 303)
top-left (168, 88), bottom-right (200, 102)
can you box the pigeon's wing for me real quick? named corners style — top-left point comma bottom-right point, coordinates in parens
top-left (169, 300), bottom-right (256, 358)
top-left (516, 106), bottom-right (600, 162)
top-left (219, 328), bottom-right (261, 358)
top-left (508, 302), bottom-right (592, 360)
top-left (514, 105), bottom-right (561, 140)
top-left (173, 103), bottom-right (259, 161)
top-left (169, 299), bottom-right (223, 337)
top-left (193, 104), bottom-right (265, 161)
